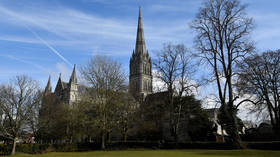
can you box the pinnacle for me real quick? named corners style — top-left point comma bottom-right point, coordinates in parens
top-left (44, 75), bottom-right (52, 93)
top-left (70, 64), bottom-right (77, 84)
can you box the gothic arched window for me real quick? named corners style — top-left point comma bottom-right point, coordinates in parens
top-left (144, 64), bottom-right (147, 74)
top-left (135, 82), bottom-right (137, 91)
top-left (145, 80), bottom-right (148, 91)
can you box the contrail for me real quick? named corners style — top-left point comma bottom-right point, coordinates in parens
top-left (24, 25), bottom-right (73, 67)
top-left (1, 54), bottom-right (51, 74)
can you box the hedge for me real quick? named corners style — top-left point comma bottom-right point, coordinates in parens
top-left (1, 141), bottom-right (279, 155)
top-left (106, 141), bottom-right (234, 150)
top-left (0, 144), bottom-right (11, 155)
top-left (0, 144), bottom-right (50, 155)
top-left (246, 142), bottom-right (280, 150)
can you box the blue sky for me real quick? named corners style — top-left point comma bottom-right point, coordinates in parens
top-left (0, 0), bottom-right (280, 91)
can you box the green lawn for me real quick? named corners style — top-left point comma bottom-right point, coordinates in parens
top-left (13, 150), bottom-right (280, 157)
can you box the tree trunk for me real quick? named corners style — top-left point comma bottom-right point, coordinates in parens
top-left (11, 137), bottom-right (17, 155)
top-left (174, 102), bottom-right (182, 144)
top-left (174, 130), bottom-right (178, 144)
top-left (123, 132), bottom-right (127, 142)
top-left (228, 105), bottom-right (242, 149)
top-left (101, 132), bottom-right (105, 150)
top-left (231, 117), bottom-right (242, 149)
top-left (107, 131), bottom-right (111, 143)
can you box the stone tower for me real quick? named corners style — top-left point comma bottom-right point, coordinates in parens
top-left (68, 64), bottom-right (79, 105)
top-left (129, 7), bottom-right (152, 101)
top-left (44, 75), bottom-right (52, 95)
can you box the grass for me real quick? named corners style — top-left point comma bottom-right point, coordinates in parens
top-left (12, 150), bottom-right (280, 157)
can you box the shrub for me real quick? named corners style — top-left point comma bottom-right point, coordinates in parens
top-left (246, 142), bottom-right (280, 150)
top-left (106, 141), bottom-right (160, 150)
top-left (16, 144), bottom-right (51, 154)
top-left (1, 141), bottom-right (280, 155)
top-left (52, 143), bottom-right (78, 152)
top-left (0, 144), bottom-right (12, 155)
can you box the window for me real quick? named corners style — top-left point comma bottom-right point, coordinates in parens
top-left (136, 82), bottom-right (138, 92)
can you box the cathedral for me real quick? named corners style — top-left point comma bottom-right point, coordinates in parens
top-left (44, 65), bottom-right (81, 105)
top-left (42, 7), bottom-right (223, 143)
top-left (45, 7), bottom-right (152, 104)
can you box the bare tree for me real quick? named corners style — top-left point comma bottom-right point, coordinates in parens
top-left (153, 43), bottom-right (197, 143)
top-left (190, 0), bottom-right (254, 148)
top-left (80, 55), bottom-right (126, 149)
top-left (116, 92), bottom-right (138, 142)
top-left (237, 50), bottom-right (280, 136)
top-left (0, 75), bottom-right (41, 155)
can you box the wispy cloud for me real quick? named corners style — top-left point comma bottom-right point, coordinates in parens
top-left (247, 11), bottom-right (280, 51)
top-left (0, 5), bottom-right (135, 40)
top-left (0, 3), bottom-right (192, 54)
top-left (0, 4), bottom-right (73, 67)
top-left (0, 54), bottom-right (51, 74)
top-left (24, 25), bottom-right (73, 67)
top-left (0, 36), bottom-right (41, 44)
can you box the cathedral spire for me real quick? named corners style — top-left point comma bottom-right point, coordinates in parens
top-left (129, 7), bottom-right (152, 101)
top-left (44, 75), bottom-right (52, 94)
top-left (69, 64), bottom-right (77, 84)
top-left (135, 6), bottom-right (147, 54)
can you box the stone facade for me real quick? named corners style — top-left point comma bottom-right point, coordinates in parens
top-left (44, 65), bottom-right (80, 105)
top-left (129, 7), bottom-right (152, 101)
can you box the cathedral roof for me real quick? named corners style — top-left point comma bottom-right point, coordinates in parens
top-left (62, 82), bottom-right (68, 89)
top-left (144, 91), bottom-right (169, 103)
top-left (55, 73), bottom-right (64, 92)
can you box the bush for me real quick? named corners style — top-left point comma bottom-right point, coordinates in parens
top-left (1, 141), bottom-right (280, 155)
top-left (106, 141), bottom-right (160, 150)
top-left (0, 144), bottom-right (51, 155)
top-left (0, 144), bottom-right (12, 155)
top-left (52, 143), bottom-right (100, 152)
top-left (18, 144), bottom-right (50, 154)
top-left (76, 143), bottom-right (100, 151)
top-left (162, 142), bottom-right (234, 150)
top-left (246, 142), bottom-right (280, 150)
top-left (106, 141), bottom-right (235, 150)
top-left (106, 141), bottom-right (280, 150)
top-left (52, 143), bottom-right (78, 152)
top-left (1, 143), bottom-right (100, 155)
